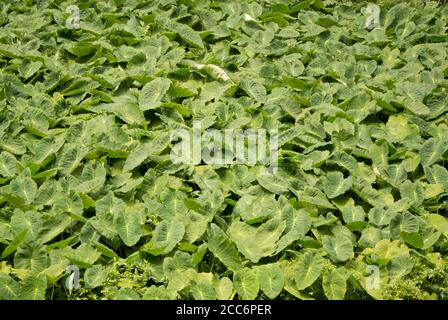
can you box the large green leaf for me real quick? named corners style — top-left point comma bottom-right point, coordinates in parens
top-left (233, 268), bottom-right (259, 300)
top-left (256, 263), bottom-right (284, 299)
top-left (10, 210), bottom-right (42, 242)
top-left (322, 235), bottom-right (354, 263)
top-left (10, 170), bottom-right (38, 204)
top-left (0, 151), bottom-right (18, 177)
top-left (139, 78), bottom-right (171, 111)
top-left (425, 165), bottom-right (448, 191)
top-left (207, 224), bottom-right (242, 271)
top-left (420, 138), bottom-right (448, 168)
top-left (229, 218), bottom-right (285, 263)
top-left (294, 252), bottom-right (324, 290)
top-left (213, 276), bottom-right (234, 300)
top-left (14, 242), bottom-right (48, 272)
top-left (233, 194), bottom-right (277, 224)
top-left (399, 180), bottom-right (424, 207)
top-left (192, 273), bottom-right (216, 300)
top-left (276, 209), bottom-right (311, 253)
top-left (240, 77), bottom-right (267, 103)
top-left (0, 273), bottom-right (20, 300)
top-left (123, 133), bottom-right (171, 172)
top-left (84, 265), bottom-right (111, 288)
top-left (19, 272), bottom-right (47, 300)
top-left (323, 172), bottom-right (353, 199)
top-left (61, 244), bottom-right (101, 268)
top-left (428, 214), bottom-right (448, 236)
top-left (322, 268), bottom-right (347, 300)
top-left (1, 229), bottom-right (28, 259)
top-left (0, 0), bottom-right (446, 302)
top-left (149, 218), bottom-right (185, 255)
top-left (168, 22), bottom-right (204, 49)
top-left (114, 205), bottom-right (144, 247)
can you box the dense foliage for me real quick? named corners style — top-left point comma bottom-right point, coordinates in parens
top-left (0, 0), bottom-right (447, 300)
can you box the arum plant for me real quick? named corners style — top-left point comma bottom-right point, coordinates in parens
top-left (0, 0), bottom-right (447, 300)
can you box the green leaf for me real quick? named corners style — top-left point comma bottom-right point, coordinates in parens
top-left (295, 187), bottom-right (335, 209)
top-left (390, 212), bottom-right (419, 239)
top-left (369, 142), bottom-right (389, 169)
top-left (400, 232), bottom-right (424, 249)
top-left (257, 173), bottom-right (290, 195)
top-left (323, 172), bottom-right (353, 199)
top-left (0, 151), bottom-right (18, 177)
top-left (61, 244), bottom-right (101, 268)
top-left (322, 235), bottom-right (354, 263)
top-left (363, 239), bottom-right (410, 266)
top-left (139, 78), bottom-right (171, 111)
top-left (10, 210), bottom-right (42, 242)
top-left (0, 0), bottom-right (447, 302)
top-left (142, 286), bottom-right (171, 300)
top-left (40, 215), bottom-right (72, 244)
top-left (240, 77), bottom-right (267, 103)
top-left (207, 224), bottom-right (242, 271)
top-left (84, 265), bottom-right (111, 288)
top-left (92, 240), bottom-right (120, 259)
top-left (420, 138), bottom-right (448, 168)
top-left (168, 22), bottom-right (204, 49)
top-left (10, 171), bottom-right (38, 204)
top-left (233, 268), bottom-right (259, 300)
top-left (14, 242), bottom-right (48, 272)
top-left (322, 269), bottom-right (347, 300)
top-left (334, 198), bottom-right (366, 224)
top-left (192, 273), bottom-right (216, 300)
top-left (183, 211), bottom-right (208, 243)
top-left (115, 288), bottom-right (140, 300)
top-left (19, 272), bottom-right (47, 300)
top-left (213, 276), bottom-right (233, 300)
top-left (123, 133), bottom-right (171, 172)
top-left (233, 194), bottom-right (277, 224)
top-left (427, 214), bottom-right (448, 236)
top-left (22, 108), bottom-right (49, 136)
top-left (368, 207), bottom-right (394, 226)
top-left (399, 180), bottom-right (424, 207)
top-left (192, 243), bottom-right (208, 267)
top-left (294, 252), bottom-right (324, 290)
top-left (228, 221), bottom-right (259, 262)
top-left (255, 218), bottom-right (286, 258)
top-left (0, 273), bottom-right (20, 300)
top-left (114, 206), bottom-right (143, 247)
top-left (193, 167), bottom-right (222, 191)
top-left (89, 96), bottom-right (145, 126)
top-left (276, 209), bottom-right (311, 253)
top-left (1, 229), bottom-right (28, 259)
top-left (256, 263), bottom-right (284, 299)
top-left (358, 227), bottom-right (382, 248)
top-left (57, 144), bottom-right (87, 175)
top-left (19, 60), bottom-right (42, 79)
top-left (149, 218), bottom-right (185, 255)
top-left (425, 165), bottom-right (448, 192)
